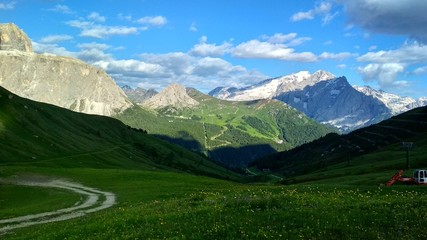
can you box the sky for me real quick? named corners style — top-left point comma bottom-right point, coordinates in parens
top-left (1, 0), bottom-right (427, 99)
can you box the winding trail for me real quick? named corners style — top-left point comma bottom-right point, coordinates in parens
top-left (0, 179), bottom-right (116, 233)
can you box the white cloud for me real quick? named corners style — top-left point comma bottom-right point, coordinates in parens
top-left (0, 1), bottom-right (15, 10)
top-left (357, 43), bottom-right (427, 64)
top-left (356, 42), bottom-right (427, 89)
top-left (358, 63), bottom-right (407, 88)
top-left (48, 4), bottom-right (74, 14)
top-left (337, 64), bottom-right (347, 69)
top-left (39, 35), bottom-right (73, 44)
top-left (32, 41), bottom-right (75, 57)
top-left (189, 36), bottom-right (232, 57)
top-left (368, 45), bottom-right (377, 51)
top-left (118, 13), bottom-right (132, 21)
top-left (189, 22), bottom-right (198, 32)
top-left (319, 52), bottom-right (355, 60)
top-left (232, 39), bottom-right (317, 62)
top-left (67, 20), bottom-right (138, 39)
top-left (88, 12), bottom-right (106, 22)
top-left (339, 0), bottom-right (427, 43)
top-left (108, 52), bottom-right (269, 92)
top-left (291, 1), bottom-right (337, 25)
top-left (136, 16), bottom-right (167, 26)
top-left (413, 66), bottom-right (427, 75)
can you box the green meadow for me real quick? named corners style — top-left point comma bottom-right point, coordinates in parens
top-left (2, 166), bottom-right (427, 239)
top-left (1, 87), bottom-right (427, 239)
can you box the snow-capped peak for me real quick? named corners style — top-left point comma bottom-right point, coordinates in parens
top-left (353, 85), bottom-right (417, 115)
top-left (210, 70), bottom-right (337, 102)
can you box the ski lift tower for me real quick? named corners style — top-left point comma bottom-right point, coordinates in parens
top-left (402, 142), bottom-right (413, 170)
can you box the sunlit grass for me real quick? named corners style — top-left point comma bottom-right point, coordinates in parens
top-left (4, 168), bottom-right (427, 239)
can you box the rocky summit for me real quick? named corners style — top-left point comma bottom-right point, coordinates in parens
top-left (0, 23), bottom-right (32, 52)
top-left (143, 83), bottom-right (199, 110)
top-left (0, 23), bottom-right (132, 116)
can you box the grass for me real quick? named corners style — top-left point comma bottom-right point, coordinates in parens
top-left (0, 183), bottom-right (80, 219)
top-left (116, 88), bottom-right (333, 167)
top-left (2, 167), bottom-right (427, 239)
top-left (2, 86), bottom-right (427, 239)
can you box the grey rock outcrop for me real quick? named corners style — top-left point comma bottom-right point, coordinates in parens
top-left (0, 23), bottom-right (133, 116)
top-left (121, 85), bottom-right (158, 104)
top-left (0, 23), bottom-right (32, 52)
top-left (143, 83), bottom-right (199, 110)
top-left (275, 77), bottom-right (391, 132)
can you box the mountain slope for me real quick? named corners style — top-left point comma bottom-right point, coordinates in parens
top-left (274, 76), bottom-right (391, 131)
top-left (251, 105), bottom-right (427, 179)
top-left (117, 84), bottom-right (334, 168)
top-left (0, 86), bottom-right (236, 180)
top-left (354, 85), bottom-right (427, 115)
top-left (210, 70), bottom-right (424, 132)
top-left (121, 85), bottom-right (157, 104)
top-left (0, 23), bottom-right (132, 116)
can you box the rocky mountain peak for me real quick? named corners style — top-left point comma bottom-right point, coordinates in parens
top-left (0, 23), bottom-right (132, 116)
top-left (0, 23), bottom-right (32, 52)
top-left (143, 83), bottom-right (199, 109)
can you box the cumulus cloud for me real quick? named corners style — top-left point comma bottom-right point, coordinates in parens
top-left (413, 66), bottom-right (427, 75)
top-left (232, 33), bottom-right (318, 62)
top-left (136, 16), bottom-right (167, 26)
top-left (356, 42), bottom-right (427, 89)
top-left (291, 1), bottom-right (337, 25)
top-left (319, 52), bottom-right (355, 60)
top-left (232, 39), bottom-right (317, 62)
top-left (189, 22), bottom-right (198, 32)
top-left (0, 1), bottom-right (15, 10)
top-left (339, 0), bottom-right (427, 43)
top-left (48, 4), bottom-right (74, 14)
top-left (88, 12), bottom-right (106, 22)
top-left (357, 63), bottom-right (407, 87)
top-left (32, 41), bottom-right (75, 57)
top-left (67, 20), bottom-right (138, 38)
top-left (39, 35), bottom-right (73, 44)
top-left (189, 36), bottom-right (232, 57)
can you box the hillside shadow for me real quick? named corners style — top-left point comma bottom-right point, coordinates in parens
top-left (209, 144), bottom-right (277, 169)
top-left (153, 131), bottom-right (203, 153)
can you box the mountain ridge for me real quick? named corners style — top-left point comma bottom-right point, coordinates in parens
top-left (118, 83), bottom-right (335, 168)
top-left (210, 70), bottom-right (426, 132)
top-left (0, 23), bottom-right (133, 117)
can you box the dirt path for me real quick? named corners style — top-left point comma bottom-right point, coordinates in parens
top-left (0, 178), bottom-right (116, 233)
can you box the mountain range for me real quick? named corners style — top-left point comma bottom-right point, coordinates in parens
top-left (2, 22), bottom-right (425, 170)
top-left (210, 70), bottom-right (427, 132)
top-left (117, 84), bottom-right (333, 168)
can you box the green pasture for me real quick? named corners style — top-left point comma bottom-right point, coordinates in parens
top-left (1, 166), bottom-right (427, 239)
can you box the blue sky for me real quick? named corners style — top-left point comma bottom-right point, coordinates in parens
top-left (1, 0), bottom-right (427, 98)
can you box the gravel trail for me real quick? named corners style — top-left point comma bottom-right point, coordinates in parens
top-left (0, 178), bottom-right (116, 233)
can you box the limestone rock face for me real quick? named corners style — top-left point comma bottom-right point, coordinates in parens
top-left (0, 51), bottom-right (133, 116)
top-left (143, 83), bottom-right (199, 110)
top-left (0, 23), bottom-right (32, 52)
top-left (0, 23), bottom-right (133, 116)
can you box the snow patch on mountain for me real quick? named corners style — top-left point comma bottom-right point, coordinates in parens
top-left (210, 70), bottom-right (336, 101)
top-left (353, 86), bottom-right (427, 115)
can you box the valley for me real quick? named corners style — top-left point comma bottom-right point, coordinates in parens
top-left (116, 85), bottom-right (333, 168)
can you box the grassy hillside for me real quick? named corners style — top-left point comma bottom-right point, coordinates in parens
top-left (1, 86), bottom-right (427, 239)
top-left (117, 88), bottom-right (334, 168)
top-left (0, 86), bottom-right (236, 180)
top-left (252, 105), bottom-right (427, 182)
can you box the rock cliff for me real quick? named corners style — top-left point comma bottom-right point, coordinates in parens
top-left (143, 83), bottom-right (199, 110)
top-left (0, 23), bottom-right (32, 52)
top-left (0, 23), bottom-right (132, 116)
